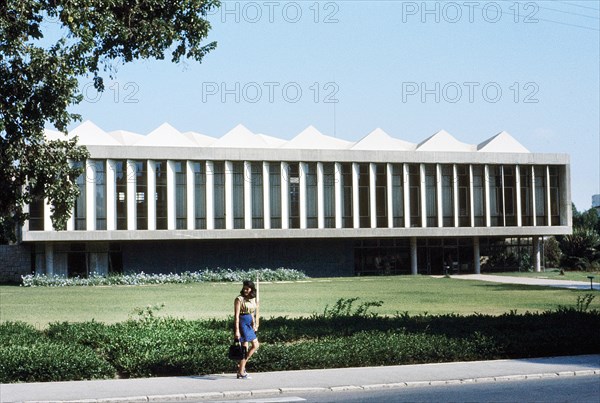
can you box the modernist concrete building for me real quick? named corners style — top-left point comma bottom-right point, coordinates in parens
top-left (20, 121), bottom-right (572, 278)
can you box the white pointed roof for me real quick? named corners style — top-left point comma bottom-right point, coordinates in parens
top-left (210, 124), bottom-right (274, 148)
top-left (182, 131), bottom-right (217, 147)
top-left (44, 127), bottom-right (72, 141)
top-left (52, 120), bottom-right (532, 154)
top-left (109, 129), bottom-right (144, 145)
top-left (477, 131), bottom-right (529, 153)
top-left (281, 126), bottom-right (353, 150)
top-left (70, 121), bottom-right (121, 145)
top-left (352, 128), bottom-right (416, 151)
top-left (137, 123), bottom-right (197, 147)
top-left (257, 133), bottom-right (287, 147)
top-left (417, 130), bottom-right (475, 152)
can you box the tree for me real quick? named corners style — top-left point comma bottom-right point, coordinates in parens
top-left (558, 204), bottom-right (600, 270)
top-left (1, 0), bottom-right (220, 243)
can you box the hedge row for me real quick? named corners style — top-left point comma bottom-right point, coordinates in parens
top-left (20, 268), bottom-right (308, 287)
top-left (1, 303), bottom-right (599, 383)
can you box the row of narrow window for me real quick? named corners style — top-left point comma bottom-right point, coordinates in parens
top-left (27, 160), bottom-right (564, 231)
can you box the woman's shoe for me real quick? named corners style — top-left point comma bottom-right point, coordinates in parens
top-left (237, 372), bottom-right (251, 379)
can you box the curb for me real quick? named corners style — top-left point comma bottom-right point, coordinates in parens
top-left (21, 370), bottom-right (600, 403)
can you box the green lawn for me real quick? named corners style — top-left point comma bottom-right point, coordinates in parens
top-left (1, 276), bottom-right (598, 327)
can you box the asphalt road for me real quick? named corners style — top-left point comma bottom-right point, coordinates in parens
top-left (205, 375), bottom-right (600, 403)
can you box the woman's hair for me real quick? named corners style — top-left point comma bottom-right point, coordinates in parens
top-left (240, 280), bottom-right (257, 299)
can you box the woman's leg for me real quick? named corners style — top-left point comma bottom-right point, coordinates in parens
top-left (246, 339), bottom-right (259, 361)
top-left (239, 340), bottom-right (259, 375)
top-left (238, 342), bottom-right (249, 375)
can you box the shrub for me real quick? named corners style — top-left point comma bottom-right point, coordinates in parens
top-left (0, 342), bottom-right (115, 383)
top-left (21, 268), bottom-right (308, 287)
top-left (1, 297), bottom-right (599, 383)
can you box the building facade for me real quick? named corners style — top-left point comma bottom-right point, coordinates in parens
top-left (19, 122), bottom-right (572, 278)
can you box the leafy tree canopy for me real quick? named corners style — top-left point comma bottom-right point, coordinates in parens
top-left (1, 0), bottom-right (219, 243)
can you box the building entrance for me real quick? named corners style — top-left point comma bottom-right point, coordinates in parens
top-left (417, 238), bottom-right (473, 275)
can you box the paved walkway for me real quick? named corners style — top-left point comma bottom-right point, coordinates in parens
top-left (2, 355), bottom-right (599, 402)
top-left (450, 274), bottom-right (599, 290)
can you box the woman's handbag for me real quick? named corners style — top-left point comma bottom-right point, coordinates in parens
top-left (227, 339), bottom-right (247, 360)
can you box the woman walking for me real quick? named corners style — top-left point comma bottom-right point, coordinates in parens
top-left (234, 280), bottom-right (260, 379)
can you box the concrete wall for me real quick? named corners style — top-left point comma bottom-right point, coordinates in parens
top-left (121, 238), bottom-right (354, 278)
top-left (0, 244), bottom-right (31, 283)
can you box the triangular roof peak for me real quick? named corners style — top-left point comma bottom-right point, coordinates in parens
top-left (257, 132), bottom-right (287, 147)
top-left (211, 124), bottom-right (274, 148)
top-left (108, 129), bottom-right (144, 145)
top-left (281, 125), bottom-right (353, 149)
top-left (352, 128), bottom-right (416, 151)
top-left (417, 129), bottom-right (475, 152)
top-left (182, 131), bottom-right (217, 147)
top-left (70, 120), bottom-right (121, 146)
top-left (147, 122), bottom-right (179, 136)
top-left (137, 122), bottom-right (198, 147)
top-left (44, 127), bottom-right (71, 141)
top-left (477, 131), bottom-right (529, 153)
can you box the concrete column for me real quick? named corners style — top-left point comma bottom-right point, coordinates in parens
top-left (404, 163), bottom-right (410, 228)
top-left (473, 237), bottom-right (481, 274)
top-left (419, 164), bottom-right (426, 228)
top-left (299, 162), bottom-right (307, 229)
top-left (147, 160), bottom-right (156, 231)
top-left (561, 165), bottom-right (571, 227)
top-left (205, 161), bottom-right (214, 230)
top-left (453, 164), bottom-right (459, 227)
top-left (317, 162), bottom-right (324, 229)
top-left (334, 162), bottom-right (342, 229)
top-left (515, 164), bottom-right (522, 227)
top-left (436, 164), bottom-right (443, 227)
top-left (352, 163), bottom-right (360, 229)
top-left (186, 161), bottom-right (195, 230)
top-left (369, 163), bottom-right (377, 228)
top-left (106, 159), bottom-right (117, 231)
top-left (86, 160), bottom-right (96, 231)
top-left (281, 162), bottom-right (289, 229)
top-left (501, 166), bottom-right (507, 227)
top-left (126, 160), bottom-right (136, 230)
top-left (263, 162), bottom-right (271, 230)
top-left (533, 235), bottom-right (541, 272)
top-left (44, 198), bottom-right (54, 231)
top-left (531, 165), bottom-right (537, 227)
top-left (45, 243), bottom-right (54, 276)
top-left (469, 164), bottom-right (475, 227)
top-left (386, 163), bottom-right (394, 228)
top-left (484, 165), bottom-right (491, 227)
top-left (410, 237), bottom-right (418, 275)
top-left (244, 161), bottom-right (252, 229)
top-left (546, 166), bottom-right (552, 226)
top-left (225, 161), bottom-right (233, 230)
top-left (167, 160), bottom-right (176, 230)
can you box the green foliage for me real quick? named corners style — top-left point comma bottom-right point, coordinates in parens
top-left (21, 268), bottom-right (308, 286)
top-left (0, 321), bottom-right (115, 383)
top-left (0, 0), bottom-right (219, 242)
top-left (1, 305), bottom-right (599, 383)
top-left (544, 236), bottom-right (562, 268)
top-left (572, 205), bottom-right (600, 231)
top-left (559, 227), bottom-right (600, 270)
top-left (559, 205), bottom-right (600, 270)
top-left (319, 298), bottom-right (384, 319)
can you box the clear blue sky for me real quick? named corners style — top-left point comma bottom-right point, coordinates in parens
top-left (64, 1), bottom-right (599, 210)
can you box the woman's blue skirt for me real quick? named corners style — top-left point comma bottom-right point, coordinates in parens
top-left (239, 314), bottom-right (257, 343)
